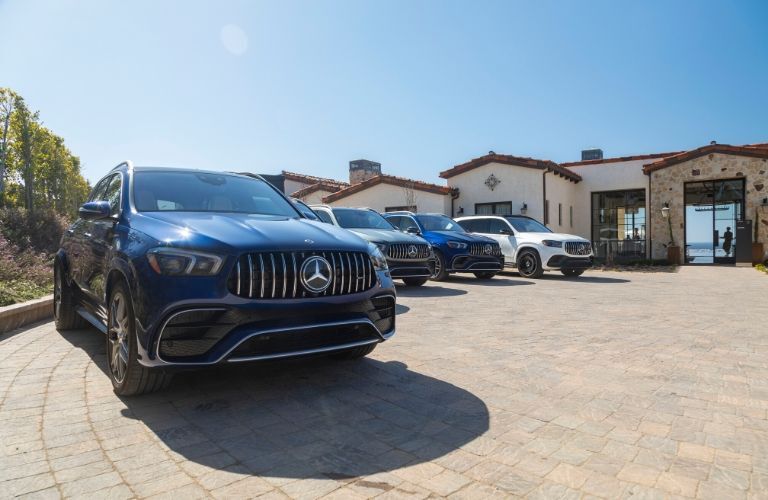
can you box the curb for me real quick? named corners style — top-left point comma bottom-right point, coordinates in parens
top-left (0, 295), bottom-right (54, 335)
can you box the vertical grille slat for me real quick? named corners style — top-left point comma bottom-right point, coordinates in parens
top-left (247, 255), bottom-right (254, 298)
top-left (229, 251), bottom-right (376, 299)
top-left (236, 260), bottom-right (241, 296)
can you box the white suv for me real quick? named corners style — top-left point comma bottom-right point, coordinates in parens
top-left (456, 215), bottom-right (593, 278)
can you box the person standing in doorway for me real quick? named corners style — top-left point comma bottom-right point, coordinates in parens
top-left (722, 226), bottom-right (734, 256)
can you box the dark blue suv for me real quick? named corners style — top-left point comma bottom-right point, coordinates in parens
top-left (55, 163), bottom-right (396, 395)
top-left (383, 212), bottom-right (503, 281)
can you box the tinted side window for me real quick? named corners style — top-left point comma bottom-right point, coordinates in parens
top-left (488, 219), bottom-right (510, 234)
top-left (458, 219), bottom-right (476, 232)
top-left (88, 176), bottom-right (110, 202)
top-left (315, 209), bottom-right (334, 224)
top-left (102, 174), bottom-right (122, 216)
top-left (467, 218), bottom-right (491, 233)
top-left (385, 216), bottom-right (403, 230)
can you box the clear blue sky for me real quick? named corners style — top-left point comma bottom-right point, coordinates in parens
top-left (2, 0), bottom-right (767, 185)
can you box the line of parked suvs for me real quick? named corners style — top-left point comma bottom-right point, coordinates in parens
top-left (54, 164), bottom-right (593, 395)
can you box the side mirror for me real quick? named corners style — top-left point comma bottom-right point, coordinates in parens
top-left (79, 201), bottom-right (112, 220)
top-left (406, 226), bottom-right (421, 235)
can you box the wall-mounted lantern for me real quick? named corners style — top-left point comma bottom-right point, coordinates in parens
top-left (520, 203), bottom-right (528, 215)
top-left (661, 202), bottom-right (670, 219)
top-left (457, 206), bottom-right (464, 215)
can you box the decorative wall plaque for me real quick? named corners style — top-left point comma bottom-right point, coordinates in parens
top-left (485, 174), bottom-right (500, 191)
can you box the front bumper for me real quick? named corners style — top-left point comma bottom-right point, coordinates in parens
top-left (448, 255), bottom-right (504, 273)
top-left (387, 258), bottom-right (433, 279)
top-left (545, 255), bottom-right (594, 270)
top-left (134, 270), bottom-right (396, 368)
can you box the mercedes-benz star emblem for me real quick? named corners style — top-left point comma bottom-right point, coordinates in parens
top-left (484, 244), bottom-right (493, 255)
top-left (300, 256), bottom-right (332, 293)
top-left (408, 245), bottom-right (418, 258)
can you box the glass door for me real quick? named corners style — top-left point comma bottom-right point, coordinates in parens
top-left (684, 179), bottom-right (744, 265)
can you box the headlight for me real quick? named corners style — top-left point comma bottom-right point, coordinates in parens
top-left (446, 241), bottom-right (468, 249)
top-left (367, 242), bottom-right (389, 271)
top-left (146, 248), bottom-right (224, 276)
top-left (373, 242), bottom-right (388, 253)
top-left (541, 240), bottom-right (563, 248)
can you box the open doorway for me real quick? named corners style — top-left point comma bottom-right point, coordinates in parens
top-left (684, 179), bottom-right (745, 264)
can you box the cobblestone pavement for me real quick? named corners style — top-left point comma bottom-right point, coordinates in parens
top-left (1, 266), bottom-right (767, 499)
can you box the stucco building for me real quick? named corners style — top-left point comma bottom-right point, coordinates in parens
top-left (267, 142), bottom-right (768, 265)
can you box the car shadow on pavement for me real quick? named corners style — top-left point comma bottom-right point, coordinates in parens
top-left (394, 285), bottom-right (468, 297)
top-left (535, 275), bottom-right (630, 284)
top-left (395, 303), bottom-right (410, 315)
top-left (59, 327), bottom-right (490, 483)
top-left (445, 276), bottom-right (534, 287)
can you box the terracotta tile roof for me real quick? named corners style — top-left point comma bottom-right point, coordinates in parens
top-left (562, 151), bottom-right (684, 167)
top-left (439, 153), bottom-right (581, 183)
top-left (290, 182), bottom-right (345, 198)
top-left (642, 144), bottom-right (768, 173)
top-left (322, 174), bottom-right (452, 203)
top-left (282, 170), bottom-right (348, 187)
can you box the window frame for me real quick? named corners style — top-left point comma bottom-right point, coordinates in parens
top-left (474, 201), bottom-right (513, 216)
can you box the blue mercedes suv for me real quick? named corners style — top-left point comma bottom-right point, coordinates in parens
top-left (55, 162), bottom-right (396, 395)
top-left (383, 212), bottom-right (503, 281)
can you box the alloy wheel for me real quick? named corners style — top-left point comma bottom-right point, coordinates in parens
top-left (108, 292), bottom-right (130, 384)
top-left (431, 256), bottom-right (442, 279)
top-left (519, 254), bottom-right (536, 276)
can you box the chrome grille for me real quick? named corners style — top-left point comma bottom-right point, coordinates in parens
top-left (468, 242), bottom-right (502, 256)
top-left (565, 241), bottom-right (592, 256)
top-left (387, 243), bottom-right (431, 260)
top-left (228, 251), bottom-right (376, 299)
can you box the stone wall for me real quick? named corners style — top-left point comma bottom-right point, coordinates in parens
top-left (649, 153), bottom-right (768, 262)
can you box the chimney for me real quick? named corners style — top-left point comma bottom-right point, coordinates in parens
top-left (581, 148), bottom-right (603, 161)
top-left (349, 159), bottom-right (381, 185)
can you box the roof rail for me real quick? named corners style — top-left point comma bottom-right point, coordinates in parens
top-left (384, 210), bottom-right (415, 215)
top-left (110, 160), bottom-right (134, 172)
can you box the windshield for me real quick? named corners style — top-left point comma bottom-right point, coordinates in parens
top-left (133, 171), bottom-right (299, 216)
top-left (415, 214), bottom-right (465, 232)
top-left (333, 208), bottom-right (394, 229)
top-left (506, 217), bottom-right (552, 233)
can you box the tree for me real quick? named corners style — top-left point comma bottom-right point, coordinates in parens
top-left (0, 89), bottom-right (16, 206)
top-left (401, 180), bottom-right (418, 212)
top-left (0, 87), bottom-right (90, 218)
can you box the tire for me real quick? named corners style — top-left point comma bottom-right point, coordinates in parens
top-left (561, 269), bottom-right (585, 277)
top-left (330, 343), bottom-right (377, 360)
top-left (430, 250), bottom-right (450, 281)
top-left (54, 261), bottom-right (88, 331)
top-left (473, 272), bottom-right (497, 279)
top-left (517, 250), bottom-right (544, 279)
top-left (107, 281), bottom-right (171, 396)
top-left (402, 277), bottom-right (429, 286)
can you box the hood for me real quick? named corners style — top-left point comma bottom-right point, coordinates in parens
top-left (428, 231), bottom-right (497, 243)
top-left (348, 228), bottom-right (428, 245)
top-left (133, 212), bottom-right (369, 253)
top-left (517, 232), bottom-right (590, 244)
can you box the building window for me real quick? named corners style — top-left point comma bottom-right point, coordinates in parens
top-left (544, 200), bottom-right (550, 224)
top-left (385, 205), bottom-right (416, 212)
top-left (475, 201), bottom-right (512, 215)
top-left (570, 206), bottom-right (573, 227)
top-left (591, 189), bottom-right (646, 262)
top-left (558, 203), bottom-right (562, 226)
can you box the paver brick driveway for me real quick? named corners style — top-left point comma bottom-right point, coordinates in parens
top-left (1, 267), bottom-right (767, 499)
